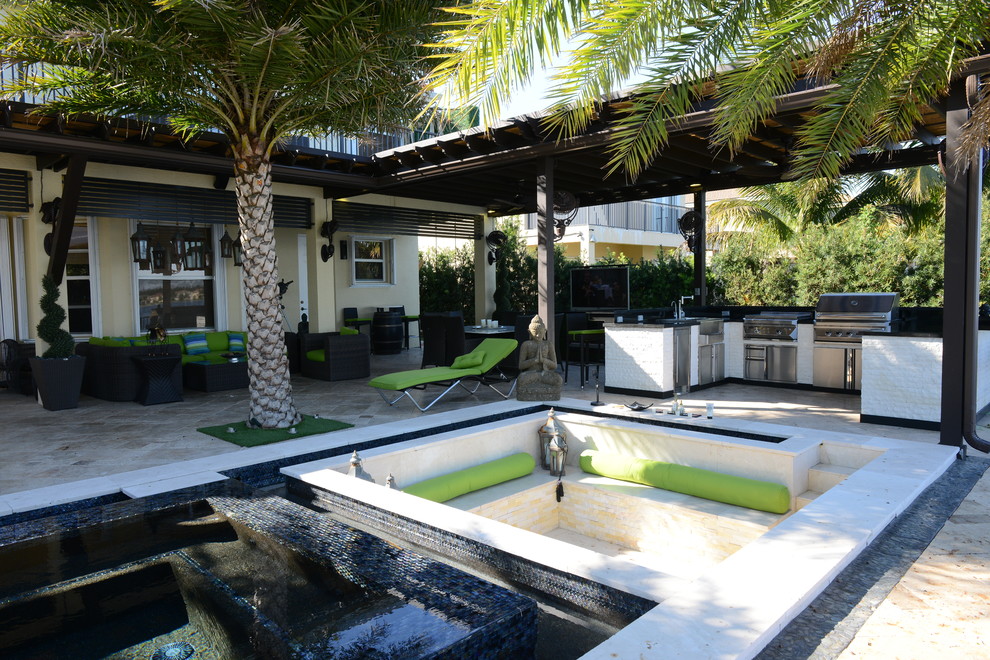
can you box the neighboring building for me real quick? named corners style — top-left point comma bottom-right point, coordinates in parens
top-left (518, 197), bottom-right (692, 262)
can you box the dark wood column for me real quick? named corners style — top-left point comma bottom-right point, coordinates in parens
top-left (46, 153), bottom-right (88, 285)
top-left (692, 191), bottom-right (707, 305)
top-left (940, 77), bottom-right (989, 452)
top-left (537, 157), bottom-right (556, 341)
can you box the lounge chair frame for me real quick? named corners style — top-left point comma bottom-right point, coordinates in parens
top-left (370, 338), bottom-right (518, 411)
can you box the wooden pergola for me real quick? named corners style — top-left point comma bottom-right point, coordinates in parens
top-left (3, 58), bottom-right (988, 452)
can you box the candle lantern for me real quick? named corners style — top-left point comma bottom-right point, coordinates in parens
top-left (537, 408), bottom-right (567, 475)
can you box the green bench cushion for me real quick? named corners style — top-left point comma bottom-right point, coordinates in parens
top-left (579, 450), bottom-right (790, 514)
top-left (369, 366), bottom-right (483, 391)
top-left (403, 452), bottom-right (536, 503)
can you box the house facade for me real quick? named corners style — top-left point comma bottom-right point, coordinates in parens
top-left (0, 146), bottom-right (491, 346)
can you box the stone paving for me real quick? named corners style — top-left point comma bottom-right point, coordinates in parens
top-left (1, 347), bottom-right (988, 658)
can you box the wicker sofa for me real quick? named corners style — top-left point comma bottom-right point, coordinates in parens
top-left (300, 331), bottom-right (371, 381)
top-left (76, 341), bottom-right (183, 402)
top-left (77, 330), bottom-right (249, 401)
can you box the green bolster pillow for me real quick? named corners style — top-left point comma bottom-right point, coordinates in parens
top-left (403, 452), bottom-right (536, 503)
top-left (579, 450), bottom-right (790, 514)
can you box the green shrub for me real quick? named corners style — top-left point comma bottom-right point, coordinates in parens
top-left (36, 274), bottom-right (75, 358)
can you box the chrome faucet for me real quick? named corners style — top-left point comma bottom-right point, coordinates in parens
top-left (671, 299), bottom-right (683, 319)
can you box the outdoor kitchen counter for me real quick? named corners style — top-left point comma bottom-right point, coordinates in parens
top-left (604, 322), bottom-right (700, 396)
top-left (860, 331), bottom-right (990, 428)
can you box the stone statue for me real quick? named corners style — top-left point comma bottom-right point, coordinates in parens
top-left (517, 315), bottom-right (563, 401)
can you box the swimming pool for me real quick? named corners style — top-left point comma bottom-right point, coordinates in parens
top-left (0, 399), bottom-right (958, 658)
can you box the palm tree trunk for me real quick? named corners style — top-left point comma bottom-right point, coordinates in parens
top-left (232, 137), bottom-right (300, 428)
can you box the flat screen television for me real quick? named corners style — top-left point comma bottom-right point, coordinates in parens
top-left (570, 266), bottom-right (630, 311)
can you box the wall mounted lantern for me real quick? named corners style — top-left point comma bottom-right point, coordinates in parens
top-left (182, 223), bottom-right (209, 270)
top-left (219, 229), bottom-right (234, 259)
top-left (130, 222), bottom-right (151, 263)
top-left (232, 232), bottom-right (244, 266)
top-left (537, 408), bottom-right (568, 476)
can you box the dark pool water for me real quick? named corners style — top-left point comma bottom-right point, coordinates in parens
top-left (0, 489), bottom-right (536, 659)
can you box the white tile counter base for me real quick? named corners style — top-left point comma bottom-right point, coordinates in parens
top-left (862, 332), bottom-right (990, 424)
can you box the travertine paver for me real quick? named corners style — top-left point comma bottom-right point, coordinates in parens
top-left (838, 472), bottom-right (990, 660)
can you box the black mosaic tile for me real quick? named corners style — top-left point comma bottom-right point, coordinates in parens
top-left (289, 478), bottom-right (656, 629)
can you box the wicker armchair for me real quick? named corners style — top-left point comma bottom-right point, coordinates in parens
top-left (300, 332), bottom-right (371, 381)
top-left (75, 341), bottom-right (182, 401)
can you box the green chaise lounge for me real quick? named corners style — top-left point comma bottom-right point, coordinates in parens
top-left (368, 338), bottom-right (518, 411)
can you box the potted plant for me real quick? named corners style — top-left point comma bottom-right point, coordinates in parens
top-left (30, 274), bottom-right (86, 410)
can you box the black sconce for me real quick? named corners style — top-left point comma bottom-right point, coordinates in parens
top-left (130, 222), bottom-right (151, 263)
top-left (232, 232), bottom-right (243, 266)
top-left (320, 220), bottom-right (338, 262)
top-left (218, 227), bottom-right (242, 266)
top-left (219, 229), bottom-right (234, 259)
top-left (486, 230), bottom-right (507, 265)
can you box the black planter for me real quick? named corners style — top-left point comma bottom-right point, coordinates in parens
top-left (30, 355), bottom-right (86, 411)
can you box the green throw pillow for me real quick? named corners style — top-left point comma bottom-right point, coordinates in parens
top-left (227, 331), bottom-right (246, 352)
top-left (183, 332), bottom-right (210, 355)
top-left (205, 331), bottom-right (228, 352)
top-left (339, 326), bottom-right (359, 336)
top-left (451, 351), bottom-right (485, 369)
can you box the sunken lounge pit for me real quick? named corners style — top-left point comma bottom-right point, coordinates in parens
top-left (0, 400), bottom-right (958, 659)
top-left (283, 404), bottom-right (957, 659)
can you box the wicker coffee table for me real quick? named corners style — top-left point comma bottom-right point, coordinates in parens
top-left (182, 359), bottom-right (249, 392)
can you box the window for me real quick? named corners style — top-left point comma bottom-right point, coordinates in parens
top-left (351, 237), bottom-right (394, 285)
top-left (66, 219), bottom-right (98, 336)
top-left (134, 222), bottom-right (216, 332)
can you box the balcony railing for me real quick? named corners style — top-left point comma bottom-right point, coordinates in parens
top-left (3, 63), bottom-right (435, 157)
top-left (524, 199), bottom-right (691, 235)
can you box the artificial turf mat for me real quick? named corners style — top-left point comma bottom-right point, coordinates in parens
top-left (198, 415), bottom-right (352, 447)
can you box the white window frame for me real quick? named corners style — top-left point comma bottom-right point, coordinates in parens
top-left (66, 217), bottom-right (102, 338)
top-left (350, 235), bottom-right (395, 287)
top-left (131, 219), bottom-right (219, 334)
top-left (0, 217), bottom-right (15, 339)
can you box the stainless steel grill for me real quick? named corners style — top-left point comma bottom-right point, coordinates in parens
top-left (742, 312), bottom-right (812, 342)
top-left (814, 293), bottom-right (899, 344)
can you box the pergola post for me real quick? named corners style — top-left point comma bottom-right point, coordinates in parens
top-left (537, 157), bottom-right (556, 341)
top-left (940, 77), bottom-right (989, 452)
top-left (692, 191), bottom-right (707, 305)
top-left (46, 153), bottom-right (87, 285)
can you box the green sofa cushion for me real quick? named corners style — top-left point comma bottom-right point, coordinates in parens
top-left (403, 452), bottom-right (536, 503)
top-left (340, 326), bottom-right (359, 336)
top-left (103, 338), bottom-right (131, 347)
top-left (306, 349), bottom-right (326, 363)
top-left (205, 331), bottom-right (229, 352)
top-left (579, 450), bottom-right (790, 514)
top-left (369, 366), bottom-right (483, 391)
top-left (89, 336), bottom-right (107, 346)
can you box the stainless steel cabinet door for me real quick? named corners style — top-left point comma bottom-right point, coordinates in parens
top-left (699, 344), bottom-right (713, 384)
top-left (813, 346), bottom-right (847, 388)
top-left (767, 345), bottom-right (797, 383)
top-left (744, 345), bottom-right (766, 380)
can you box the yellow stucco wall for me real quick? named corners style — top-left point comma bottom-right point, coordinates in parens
top-left (3, 156), bottom-right (486, 340)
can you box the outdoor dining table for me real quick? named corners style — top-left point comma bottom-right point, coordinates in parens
top-left (464, 325), bottom-right (515, 339)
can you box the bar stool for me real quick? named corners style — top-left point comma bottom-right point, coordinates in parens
top-left (342, 307), bottom-right (371, 333)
